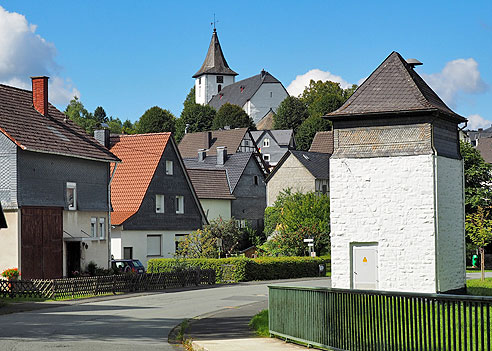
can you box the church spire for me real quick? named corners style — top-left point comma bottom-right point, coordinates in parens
top-left (192, 29), bottom-right (238, 78)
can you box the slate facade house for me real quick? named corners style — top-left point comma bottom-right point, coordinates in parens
top-left (183, 148), bottom-right (267, 232)
top-left (250, 129), bottom-right (296, 168)
top-left (0, 77), bottom-right (120, 279)
top-left (106, 132), bottom-right (207, 268)
top-left (327, 52), bottom-right (466, 294)
top-left (266, 151), bottom-right (330, 206)
top-left (193, 29), bottom-right (288, 125)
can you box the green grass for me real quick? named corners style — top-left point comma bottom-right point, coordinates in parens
top-left (467, 277), bottom-right (492, 296)
top-left (249, 309), bottom-right (270, 337)
top-left (466, 268), bottom-right (492, 273)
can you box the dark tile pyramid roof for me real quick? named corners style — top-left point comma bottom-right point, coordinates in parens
top-left (208, 71), bottom-right (283, 110)
top-left (0, 83), bottom-right (119, 162)
top-left (327, 51), bottom-right (466, 123)
top-left (193, 29), bottom-right (238, 78)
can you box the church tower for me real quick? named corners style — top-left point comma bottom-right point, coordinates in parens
top-left (193, 29), bottom-right (238, 105)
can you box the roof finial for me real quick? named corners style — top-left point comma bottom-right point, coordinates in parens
top-left (211, 13), bottom-right (218, 32)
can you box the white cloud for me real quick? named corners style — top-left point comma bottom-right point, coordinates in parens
top-left (0, 6), bottom-right (78, 105)
top-left (287, 69), bottom-right (352, 97)
top-left (421, 58), bottom-right (487, 107)
top-left (466, 114), bottom-right (492, 130)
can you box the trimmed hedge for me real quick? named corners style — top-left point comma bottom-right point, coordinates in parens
top-left (147, 256), bottom-right (330, 283)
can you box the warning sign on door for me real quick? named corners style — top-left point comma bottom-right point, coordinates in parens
top-left (363, 257), bottom-right (367, 263)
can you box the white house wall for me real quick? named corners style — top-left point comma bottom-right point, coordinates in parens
top-left (195, 74), bottom-right (235, 105)
top-left (436, 156), bottom-right (466, 292)
top-left (200, 199), bottom-right (232, 222)
top-left (267, 155), bottom-right (315, 206)
top-left (246, 83), bottom-right (288, 124)
top-left (330, 155), bottom-right (437, 293)
top-left (0, 211), bottom-right (20, 274)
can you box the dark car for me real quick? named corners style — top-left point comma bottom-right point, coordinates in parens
top-left (111, 259), bottom-right (145, 274)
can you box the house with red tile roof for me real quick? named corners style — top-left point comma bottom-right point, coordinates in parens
top-left (0, 77), bottom-right (120, 279)
top-left (107, 132), bottom-right (207, 267)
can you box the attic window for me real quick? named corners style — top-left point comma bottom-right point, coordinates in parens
top-left (303, 154), bottom-right (310, 161)
top-left (216, 76), bottom-right (224, 83)
top-left (240, 86), bottom-right (244, 93)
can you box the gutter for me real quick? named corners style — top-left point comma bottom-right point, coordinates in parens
top-left (107, 163), bottom-right (118, 269)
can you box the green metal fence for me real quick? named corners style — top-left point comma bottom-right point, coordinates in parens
top-left (269, 286), bottom-right (492, 351)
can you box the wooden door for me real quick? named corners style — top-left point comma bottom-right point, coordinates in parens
top-left (21, 207), bottom-right (63, 279)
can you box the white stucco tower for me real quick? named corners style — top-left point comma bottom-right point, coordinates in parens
top-left (193, 29), bottom-right (238, 105)
top-left (327, 52), bottom-right (467, 294)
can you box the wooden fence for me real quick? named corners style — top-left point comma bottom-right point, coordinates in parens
top-left (0, 269), bottom-right (215, 300)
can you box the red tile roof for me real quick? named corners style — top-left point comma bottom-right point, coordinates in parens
top-left (109, 133), bottom-right (171, 225)
top-left (0, 83), bottom-right (119, 162)
top-left (309, 131), bottom-right (334, 154)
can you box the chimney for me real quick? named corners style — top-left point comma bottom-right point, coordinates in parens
top-left (207, 131), bottom-right (213, 148)
top-left (198, 148), bottom-right (207, 162)
top-left (216, 146), bottom-right (227, 165)
top-left (31, 76), bottom-right (49, 116)
top-left (406, 58), bottom-right (423, 69)
top-left (260, 69), bottom-right (266, 79)
top-left (94, 128), bottom-right (110, 148)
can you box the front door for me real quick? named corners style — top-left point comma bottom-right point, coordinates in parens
top-left (352, 244), bottom-right (378, 290)
top-left (66, 242), bottom-right (81, 277)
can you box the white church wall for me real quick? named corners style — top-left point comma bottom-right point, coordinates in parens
top-left (330, 155), bottom-right (437, 293)
top-left (247, 83), bottom-right (288, 124)
top-left (195, 75), bottom-right (235, 105)
top-left (436, 156), bottom-right (466, 292)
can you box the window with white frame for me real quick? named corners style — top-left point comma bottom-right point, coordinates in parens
top-left (99, 217), bottom-right (106, 239)
top-left (156, 195), bottom-right (165, 213)
top-left (166, 160), bottom-right (173, 175)
top-left (91, 217), bottom-right (97, 238)
top-left (263, 154), bottom-right (270, 162)
top-left (263, 138), bottom-right (270, 147)
top-left (66, 182), bottom-right (77, 210)
top-left (175, 196), bottom-right (184, 214)
top-left (147, 235), bottom-right (162, 256)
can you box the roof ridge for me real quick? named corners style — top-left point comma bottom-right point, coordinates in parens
top-left (0, 83), bottom-right (33, 94)
top-left (116, 132), bottom-right (172, 138)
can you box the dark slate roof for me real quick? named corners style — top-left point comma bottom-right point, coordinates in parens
top-left (178, 128), bottom-right (249, 158)
top-left (327, 51), bottom-right (466, 123)
top-left (251, 129), bottom-right (293, 146)
top-left (184, 152), bottom-right (254, 192)
top-left (208, 71), bottom-right (284, 110)
top-left (187, 169), bottom-right (235, 200)
top-left (0, 84), bottom-right (119, 162)
top-left (309, 131), bottom-right (334, 154)
top-left (193, 29), bottom-right (238, 78)
top-left (291, 151), bottom-right (330, 179)
top-left (476, 137), bottom-right (492, 164)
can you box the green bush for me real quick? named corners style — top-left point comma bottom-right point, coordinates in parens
top-left (147, 256), bottom-right (330, 283)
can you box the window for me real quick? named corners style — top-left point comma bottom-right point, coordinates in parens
top-left (66, 182), bottom-right (77, 210)
top-left (147, 235), bottom-right (162, 256)
top-left (176, 196), bottom-right (184, 214)
top-left (254, 175), bottom-right (259, 186)
top-left (270, 91), bottom-right (273, 98)
top-left (199, 77), bottom-right (202, 85)
top-left (244, 140), bottom-right (249, 146)
top-left (123, 247), bottom-right (133, 259)
top-left (99, 218), bottom-right (106, 239)
top-left (156, 195), bottom-right (165, 213)
top-left (175, 234), bottom-right (188, 252)
top-left (322, 184), bottom-right (328, 194)
top-left (216, 76), bottom-right (223, 83)
top-left (235, 219), bottom-right (247, 228)
top-left (218, 84), bottom-right (222, 92)
top-left (263, 138), bottom-right (270, 147)
top-left (91, 217), bottom-right (97, 238)
top-left (166, 160), bottom-right (173, 175)
top-left (263, 154), bottom-right (270, 162)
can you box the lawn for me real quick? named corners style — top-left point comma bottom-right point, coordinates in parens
top-left (467, 277), bottom-right (492, 296)
top-left (249, 309), bottom-right (269, 337)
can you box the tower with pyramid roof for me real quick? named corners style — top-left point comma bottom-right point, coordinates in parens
top-left (326, 51), bottom-right (466, 294)
top-left (194, 29), bottom-right (238, 105)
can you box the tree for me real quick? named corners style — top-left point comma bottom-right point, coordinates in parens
top-left (207, 218), bottom-right (244, 257)
top-left (136, 106), bottom-right (176, 134)
top-left (466, 207), bottom-right (492, 281)
top-left (175, 87), bottom-right (216, 142)
top-left (176, 228), bottom-right (218, 259)
top-left (212, 103), bottom-right (255, 130)
top-left (107, 116), bottom-right (123, 134)
top-left (295, 115), bottom-right (331, 151)
top-left (122, 119), bottom-right (137, 134)
top-left (461, 141), bottom-right (492, 214)
top-left (273, 96), bottom-right (309, 133)
top-left (94, 106), bottom-right (108, 124)
top-left (263, 190), bottom-right (330, 256)
top-left (65, 97), bottom-right (97, 134)
top-left (300, 80), bottom-right (356, 119)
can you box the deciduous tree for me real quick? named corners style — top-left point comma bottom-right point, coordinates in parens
top-left (212, 103), bottom-right (255, 130)
top-left (136, 106), bottom-right (176, 134)
top-left (295, 115), bottom-right (331, 151)
top-left (273, 96), bottom-right (309, 133)
top-left (466, 207), bottom-right (492, 281)
top-left (175, 87), bottom-right (216, 141)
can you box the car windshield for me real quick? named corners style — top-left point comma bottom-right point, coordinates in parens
top-left (132, 260), bottom-right (143, 267)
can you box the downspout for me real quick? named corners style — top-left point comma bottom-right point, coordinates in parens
top-left (108, 163), bottom-right (118, 269)
top-left (430, 122), bottom-right (440, 293)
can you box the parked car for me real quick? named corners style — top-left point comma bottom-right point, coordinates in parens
top-left (111, 259), bottom-right (145, 274)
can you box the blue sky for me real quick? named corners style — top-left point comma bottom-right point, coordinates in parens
top-left (0, 1), bottom-right (491, 129)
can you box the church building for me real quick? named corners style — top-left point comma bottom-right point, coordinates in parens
top-left (193, 29), bottom-right (288, 126)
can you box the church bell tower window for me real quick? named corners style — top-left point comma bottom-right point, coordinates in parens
top-left (216, 76), bottom-right (224, 83)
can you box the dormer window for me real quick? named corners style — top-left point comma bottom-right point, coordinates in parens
top-left (240, 86), bottom-right (244, 93)
top-left (216, 76), bottom-right (223, 83)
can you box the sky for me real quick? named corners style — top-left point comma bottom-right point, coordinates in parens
top-left (0, 1), bottom-right (491, 129)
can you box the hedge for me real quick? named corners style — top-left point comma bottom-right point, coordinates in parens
top-left (147, 256), bottom-right (330, 283)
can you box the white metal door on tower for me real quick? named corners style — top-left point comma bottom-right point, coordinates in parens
top-left (352, 244), bottom-right (378, 290)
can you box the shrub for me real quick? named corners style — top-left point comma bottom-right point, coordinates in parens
top-left (147, 256), bottom-right (330, 283)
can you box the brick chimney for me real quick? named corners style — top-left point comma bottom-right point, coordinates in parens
top-left (31, 76), bottom-right (49, 116)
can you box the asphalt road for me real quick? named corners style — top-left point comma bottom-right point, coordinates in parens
top-left (0, 278), bottom-right (331, 351)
